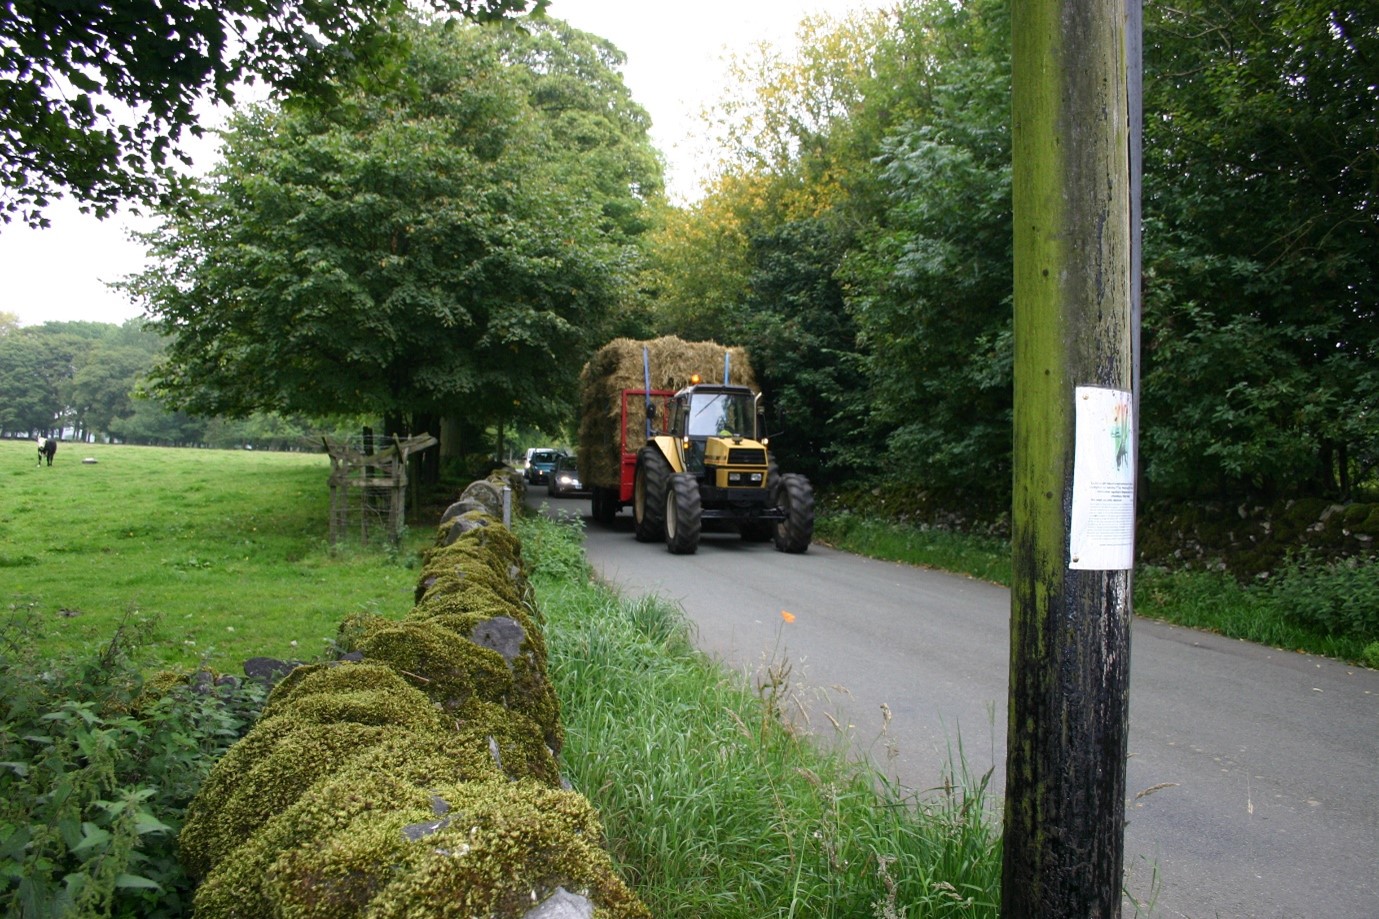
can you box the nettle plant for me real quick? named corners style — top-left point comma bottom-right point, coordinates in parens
top-left (0, 610), bottom-right (265, 918)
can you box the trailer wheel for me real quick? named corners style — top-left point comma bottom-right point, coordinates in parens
top-left (664, 473), bottom-right (702, 554)
top-left (633, 447), bottom-right (670, 542)
top-left (592, 486), bottom-right (618, 526)
top-left (773, 473), bottom-right (814, 553)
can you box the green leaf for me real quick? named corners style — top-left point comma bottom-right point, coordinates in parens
top-left (0, 825), bottom-right (31, 861)
top-left (70, 823), bottom-right (112, 854)
top-left (133, 812), bottom-right (174, 836)
top-left (114, 872), bottom-right (162, 890)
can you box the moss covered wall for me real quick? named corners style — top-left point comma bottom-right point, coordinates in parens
top-left (1137, 498), bottom-right (1379, 575)
top-left (180, 468), bottom-right (649, 919)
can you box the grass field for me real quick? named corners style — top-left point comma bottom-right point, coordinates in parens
top-left (1, 439), bottom-right (430, 672)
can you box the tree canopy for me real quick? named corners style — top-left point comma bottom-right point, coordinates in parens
top-left (0, 0), bottom-right (542, 229)
top-left (132, 16), bottom-right (661, 443)
top-left (1140, 0), bottom-right (1379, 497)
top-left (644, 0), bottom-right (1375, 508)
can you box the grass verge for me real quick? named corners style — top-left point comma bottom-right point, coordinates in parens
top-left (816, 510), bottom-right (1378, 669)
top-left (815, 512), bottom-right (1013, 586)
top-left (519, 513), bottom-right (1002, 919)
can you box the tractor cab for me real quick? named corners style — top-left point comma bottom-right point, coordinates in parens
top-left (667, 380), bottom-right (763, 475)
top-left (662, 378), bottom-right (772, 501)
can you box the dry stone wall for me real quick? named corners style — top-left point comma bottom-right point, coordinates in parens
top-left (180, 469), bottom-right (649, 919)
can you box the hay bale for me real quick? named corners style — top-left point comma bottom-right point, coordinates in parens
top-left (578, 336), bottom-right (757, 489)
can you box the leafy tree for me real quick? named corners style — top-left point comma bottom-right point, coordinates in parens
top-left (647, 179), bottom-right (757, 342)
top-left (133, 16), bottom-right (660, 454)
top-left (107, 398), bottom-right (207, 447)
top-left (69, 343), bottom-right (154, 440)
top-left (0, 332), bottom-right (55, 435)
top-left (1141, 0), bottom-right (1379, 498)
top-left (0, 0), bottom-right (542, 229)
top-left (0, 321), bottom-right (117, 435)
top-left (841, 0), bottom-right (1014, 511)
top-left (736, 217), bottom-right (870, 483)
top-left (649, 11), bottom-right (894, 483)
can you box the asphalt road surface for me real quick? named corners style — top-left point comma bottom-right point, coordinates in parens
top-left (529, 489), bottom-right (1379, 919)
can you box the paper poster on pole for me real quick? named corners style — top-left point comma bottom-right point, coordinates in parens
top-left (1069, 387), bottom-right (1135, 570)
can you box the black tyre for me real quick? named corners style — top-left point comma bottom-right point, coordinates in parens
top-left (633, 447), bottom-right (671, 542)
top-left (773, 473), bottom-right (814, 553)
top-left (665, 473), bottom-right (702, 554)
top-left (592, 486), bottom-right (618, 526)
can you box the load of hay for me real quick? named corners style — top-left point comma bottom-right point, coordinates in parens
top-left (578, 336), bottom-right (758, 488)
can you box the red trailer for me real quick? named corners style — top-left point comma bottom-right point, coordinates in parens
top-left (588, 387), bottom-right (672, 525)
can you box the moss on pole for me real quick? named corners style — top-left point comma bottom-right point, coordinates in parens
top-left (1004, 0), bottom-right (1142, 916)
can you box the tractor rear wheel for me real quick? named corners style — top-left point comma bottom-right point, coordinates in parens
top-left (664, 473), bottom-right (702, 554)
top-left (773, 473), bottom-right (815, 553)
top-left (633, 447), bottom-right (670, 542)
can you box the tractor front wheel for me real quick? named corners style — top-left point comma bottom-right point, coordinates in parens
top-left (773, 473), bottom-right (815, 554)
top-left (633, 447), bottom-right (670, 542)
top-left (665, 473), bottom-right (702, 554)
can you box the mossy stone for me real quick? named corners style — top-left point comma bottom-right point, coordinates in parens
top-left (453, 698), bottom-right (561, 785)
top-left (192, 737), bottom-right (505, 918)
top-left (360, 618), bottom-right (513, 714)
top-left (180, 720), bottom-right (415, 878)
top-left (261, 662), bottom-right (445, 729)
top-left (264, 778), bottom-right (648, 919)
top-left (1342, 503), bottom-right (1379, 535)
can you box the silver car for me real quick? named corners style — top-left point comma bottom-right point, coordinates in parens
top-left (547, 454), bottom-right (585, 497)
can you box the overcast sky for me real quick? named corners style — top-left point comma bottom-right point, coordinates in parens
top-left (0, 0), bottom-right (890, 328)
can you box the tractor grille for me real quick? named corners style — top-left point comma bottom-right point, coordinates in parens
top-left (727, 448), bottom-right (767, 466)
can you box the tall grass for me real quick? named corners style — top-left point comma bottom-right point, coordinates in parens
top-left (1, 440), bottom-right (428, 671)
top-left (520, 514), bottom-right (1002, 919)
top-left (1135, 564), bottom-right (1379, 667)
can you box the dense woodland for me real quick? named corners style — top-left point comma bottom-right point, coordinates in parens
top-left (3, 0), bottom-right (1375, 519)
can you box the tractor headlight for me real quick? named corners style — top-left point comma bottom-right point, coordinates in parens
top-left (727, 471), bottom-right (764, 486)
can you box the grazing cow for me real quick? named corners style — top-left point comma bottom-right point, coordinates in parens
top-left (37, 436), bottom-right (57, 467)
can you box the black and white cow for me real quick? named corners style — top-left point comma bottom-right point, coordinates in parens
top-left (37, 436), bottom-right (57, 467)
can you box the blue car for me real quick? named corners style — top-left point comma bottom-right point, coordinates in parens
top-left (525, 449), bottom-right (563, 485)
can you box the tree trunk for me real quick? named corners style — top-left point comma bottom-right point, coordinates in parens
top-left (411, 412), bottom-right (440, 486)
top-left (440, 416), bottom-right (463, 464)
top-left (1003, 1), bottom-right (1141, 917)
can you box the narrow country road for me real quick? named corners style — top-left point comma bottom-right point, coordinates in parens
top-left (530, 491), bottom-right (1379, 919)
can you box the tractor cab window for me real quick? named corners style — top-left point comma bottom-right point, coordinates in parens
top-left (686, 390), bottom-right (755, 439)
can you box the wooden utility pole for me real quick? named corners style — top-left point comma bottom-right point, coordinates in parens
top-left (1004, 0), bottom-right (1142, 916)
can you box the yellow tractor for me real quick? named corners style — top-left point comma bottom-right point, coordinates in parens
top-left (632, 375), bottom-right (814, 555)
